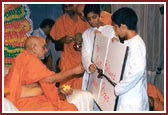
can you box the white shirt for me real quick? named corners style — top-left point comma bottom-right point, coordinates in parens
top-left (115, 35), bottom-right (149, 111)
top-left (82, 25), bottom-right (116, 90)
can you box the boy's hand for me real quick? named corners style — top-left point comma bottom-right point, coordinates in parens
top-left (89, 64), bottom-right (97, 73)
top-left (94, 30), bottom-right (101, 34)
top-left (112, 37), bottom-right (120, 42)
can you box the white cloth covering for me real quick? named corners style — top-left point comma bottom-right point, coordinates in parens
top-left (4, 89), bottom-right (94, 111)
top-left (82, 25), bottom-right (116, 90)
top-left (67, 89), bottom-right (94, 111)
top-left (115, 35), bottom-right (149, 111)
top-left (4, 98), bottom-right (18, 111)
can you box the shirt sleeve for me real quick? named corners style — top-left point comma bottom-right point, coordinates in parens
top-left (114, 45), bottom-right (146, 96)
top-left (82, 31), bottom-right (93, 73)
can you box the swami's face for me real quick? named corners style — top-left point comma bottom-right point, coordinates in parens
top-left (34, 38), bottom-right (48, 60)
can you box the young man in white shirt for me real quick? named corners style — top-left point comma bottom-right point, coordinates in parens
top-left (81, 4), bottom-right (116, 91)
top-left (112, 7), bottom-right (149, 111)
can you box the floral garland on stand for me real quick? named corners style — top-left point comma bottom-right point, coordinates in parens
top-left (4, 4), bottom-right (33, 65)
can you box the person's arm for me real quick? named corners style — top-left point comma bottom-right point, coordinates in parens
top-left (20, 83), bottom-right (73, 98)
top-left (20, 83), bottom-right (43, 98)
top-left (40, 64), bottom-right (84, 83)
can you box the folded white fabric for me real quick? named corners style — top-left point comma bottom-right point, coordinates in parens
top-left (67, 89), bottom-right (94, 111)
top-left (4, 98), bottom-right (18, 111)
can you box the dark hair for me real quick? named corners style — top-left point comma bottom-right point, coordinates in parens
top-left (40, 18), bottom-right (55, 28)
top-left (112, 7), bottom-right (138, 30)
top-left (84, 4), bottom-right (101, 19)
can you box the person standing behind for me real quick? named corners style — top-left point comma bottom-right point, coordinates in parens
top-left (32, 18), bottom-right (62, 72)
top-left (112, 7), bottom-right (149, 111)
top-left (76, 4), bottom-right (119, 43)
top-left (76, 4), bottom-right (112, 26)
top-left (50, 4), bottom-right (88, 89)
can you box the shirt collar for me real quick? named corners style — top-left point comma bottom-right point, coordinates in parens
top-left (124, 34), bottom-right (138, 44)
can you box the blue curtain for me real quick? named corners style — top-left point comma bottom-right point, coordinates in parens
top-left (28, 4), bottom-right (63, 30)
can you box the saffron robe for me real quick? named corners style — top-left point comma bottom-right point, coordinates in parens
top-left (4, 50), bottom-right (77, 111)
top-left (100, 11), bottom-right (112, 25)
top-left (50, 13), bottom-right (88, 89)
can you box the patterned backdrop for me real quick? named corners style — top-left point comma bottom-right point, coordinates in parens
top-left (4, 4), bottom-right (33, 65)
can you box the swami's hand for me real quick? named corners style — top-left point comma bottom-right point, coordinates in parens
top-left (59, 87), bottom-right (73, 96)
top-left (58, 87), bottom-right (73, 101)
top-left (89, 64), bottom-right (97, 73)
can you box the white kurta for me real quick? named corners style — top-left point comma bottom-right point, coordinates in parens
top-left (115, 35), bottom-right (149, 111)
top-left (82, 25), bottom-right (116, 90)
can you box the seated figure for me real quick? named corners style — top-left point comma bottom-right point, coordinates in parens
top-left (4, 35), bottom-right (94, 111)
